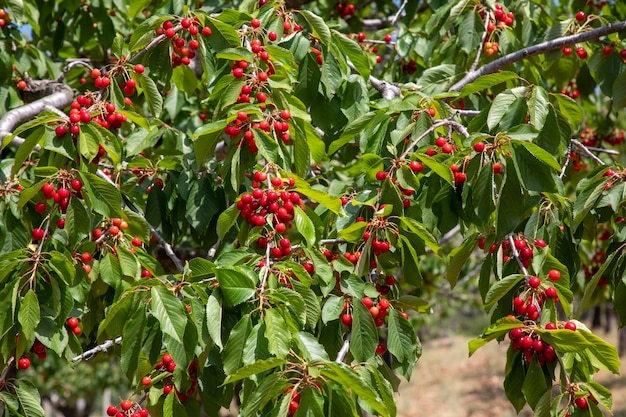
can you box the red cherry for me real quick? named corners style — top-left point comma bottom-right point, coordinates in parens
top-left (251, 18), bottom-right (261, 28)
top-left (67, 317), bottom-right (79, 328)
top-left (576, 47), bottom-right (587, 60)
top-left (379, 298), bottom-right (390, 310)
top-left (142, 375), bottom-right (152, 386)
top-left (473, 141), bottom-right (485, 152)
top-left (32, 228), bottom-right (45, 241)
top-left (141, 269), bottom-right (152, 277)
top-left (575, 11), bottom-right (586, 22)
top-left (131, 237), bottom-right (142, 247)
top-left (35, 202), bottom-right (47, 213)
top-left (534, 238), bottom-right (546, 248)
top-left (18, 357), bottom-right (30, 369)
top-left (375, 343), bottom-right (387, 355)
top-left (341, 313), bottom-right (352, 327)
top-left (107, 406), bottom-right (119, 416)
top-left (548, 269), bottom-right (561, 281)
top-left (356, 32), bottom-right (365, 42)
top-left (545, 322), bottom-right (557, 330)
top-left (55, 125), bottom-right (67, 137)
top-left (528, 276), bottom-right (541, 288)
top-left (575, 397), bottom-right (587, 409)
top-left (564, 321), bottom-right (577, 331)
top-left (134, 64), bottom-right (145, 74)
top-left (268, 31), bottom-right (277, 41)
top-left (120, 400), bottom-right (133, 411)
top-left (81, 252), bottom-right (93, 263)
top-left (70, 179), bottom-right (83, 192)
top-left (362, 297), bottom-right (373, 308)
top-left (545, 287), bottom-right (558, 299)
top-left (384, 34), bottom-right (392, 42)
top-left (72, 326), bottom-right (82, 336)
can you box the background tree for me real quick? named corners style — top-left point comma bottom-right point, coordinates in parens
top-left (0, 0), bottom-right (625, 416)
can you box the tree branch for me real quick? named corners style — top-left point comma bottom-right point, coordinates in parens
top-left (450, 20), bottom-right (626, 92)
top-left (71, 337), bottom-right (123, 363)
top-left (0, 87), bottom-right (73, 146)
top-left (572, 139), bottom-right (606, 166)
top-left (335, 333), bottom-right (351, 363)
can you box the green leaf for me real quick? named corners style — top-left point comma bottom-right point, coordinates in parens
top-left (399, 217), bottom-right (441, 255)
top-left (294, 332), bottom-right (329, 361)
top-left (415, 154), bottom-right (454, 187)
top-left (349, 298), bottom-right (377, 362)
top-left (139, 74), bottom-right (163, 117)
top-left (496, 163), bottom-right (524, 239)
top-left (394, 295), bottom-right (431, 313)
top-left (15, 380), bottom-right (45, 417)
top-left (117, 245), bottom-right (139, 278)
top-left (292, 178), bottom-right (342, 215)
top-left (65, 197), bottom-right (90, 244)
top-left (240, 373), bottom-right (289, 417)
top-left (552, 93), bottom-right (583, 127)
top-left (586, 382), bottom-right (612, 411)
top-left (216, 203), bottom-right (239, 240)
top-left (10, 126), bottom-right (44, 177)
top-left (18, 290), bottom-right (40, 348)
top-left (446, 233), bottom-right (479, 288)
top-left (171, 64), bottom-right (198, 95)
top-left (327, 110), bottom-right (384, 156)
top-left (216, 48), bottom-right (254, 62)
top-left (510, 141), bottom-right (559, 192)
top-left (223, 315), bottom-right (252, 375)
top-left (299, 10), bottom-right (331, 44)
top-left (264, 309), bottom-right (291, 359)
top-left (387, 309), bottom-right (417, 363)
top-left (193, 120), bottom-right (228, 164)
top-left (78, 172), bottom-right (122, 218)
top-left (534, 328), bottom-right (592, 352)
top-left (206, 292), bottom-right (223, 349)
top-left (120, 308), bottom-right (146, 378)
top-left (337, 221), bottom-right (368, 243)
top-left (294, 206), bottom-right (316, 247)
top-left (321, 362), bottom-right (390, 417)
top-left (469, 316), bottom-right (523, 356)
top-left (522, 358), bottom-right (548, 409)
top-left (612, 71), bottom-right (626, 109)
top-left (215, 266), bottom-right (256, 307)
top-left (331, 30), bottom-right (370, 78)
top-left (484, 274), bottom-right (525, 310)
top-left (321, 296), bottom-right (344, 324)
top-left (150, 285), bottom-right (188, 345)
top-left (527, 86), bottom-right (550, 129)
top-left (579, 329), bottom-right (621, 374)
top-left (223, 357), bottom-right (285, 385)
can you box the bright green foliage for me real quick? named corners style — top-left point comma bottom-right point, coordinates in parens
top-left (0, 0), bottom-right (626, 416)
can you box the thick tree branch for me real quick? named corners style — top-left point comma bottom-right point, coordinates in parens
top-left (450, 20), bottom-right (626, 91)
top-left (0, 87), bottom-right (73, 147)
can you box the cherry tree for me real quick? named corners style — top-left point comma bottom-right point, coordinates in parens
top-left (0, 0), bottom-right (625, 416)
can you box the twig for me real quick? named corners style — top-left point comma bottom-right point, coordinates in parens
top-left (71, 336), bottom-right (123, 362)
top-left (390, 0), bottom-right (409, 25)
top-left (369, 75), bottom-right (403, 99)
top-left (572, 139), bottom-right (605, 166)
top-left (455, 109), bottom-right (481, 117)
top-left (507, 234), bottom-right (529, 279)
top-left (335, 333), bottom-right (351, 363)
top-left (469, 11), bottom-right (491, 73)
top-left (0, 357), bottom-right (15, 381)
top-left (399, 119), bottom-right (469, 161)
top-left (559, 145), bottom-right (572, 179)
top-left (449, 20), bottom-right (626, 91)
top-left (207, 239), bottom-right (221, 261)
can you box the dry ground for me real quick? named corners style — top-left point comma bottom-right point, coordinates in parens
top-left (396, 331), bottom-right (626, 417)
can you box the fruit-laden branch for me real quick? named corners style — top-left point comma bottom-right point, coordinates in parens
top-left (449, 20), bottom-right (626, 91)
top-left (507, 234), bottom-right (530, 279)
top-left (71, 336), bottom-right (123, 363)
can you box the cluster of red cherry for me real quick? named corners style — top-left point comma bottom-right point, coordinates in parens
top-left (236, 171), bottom-right (304, 259)
top-left (155, 17), bottom-right (212, 67)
